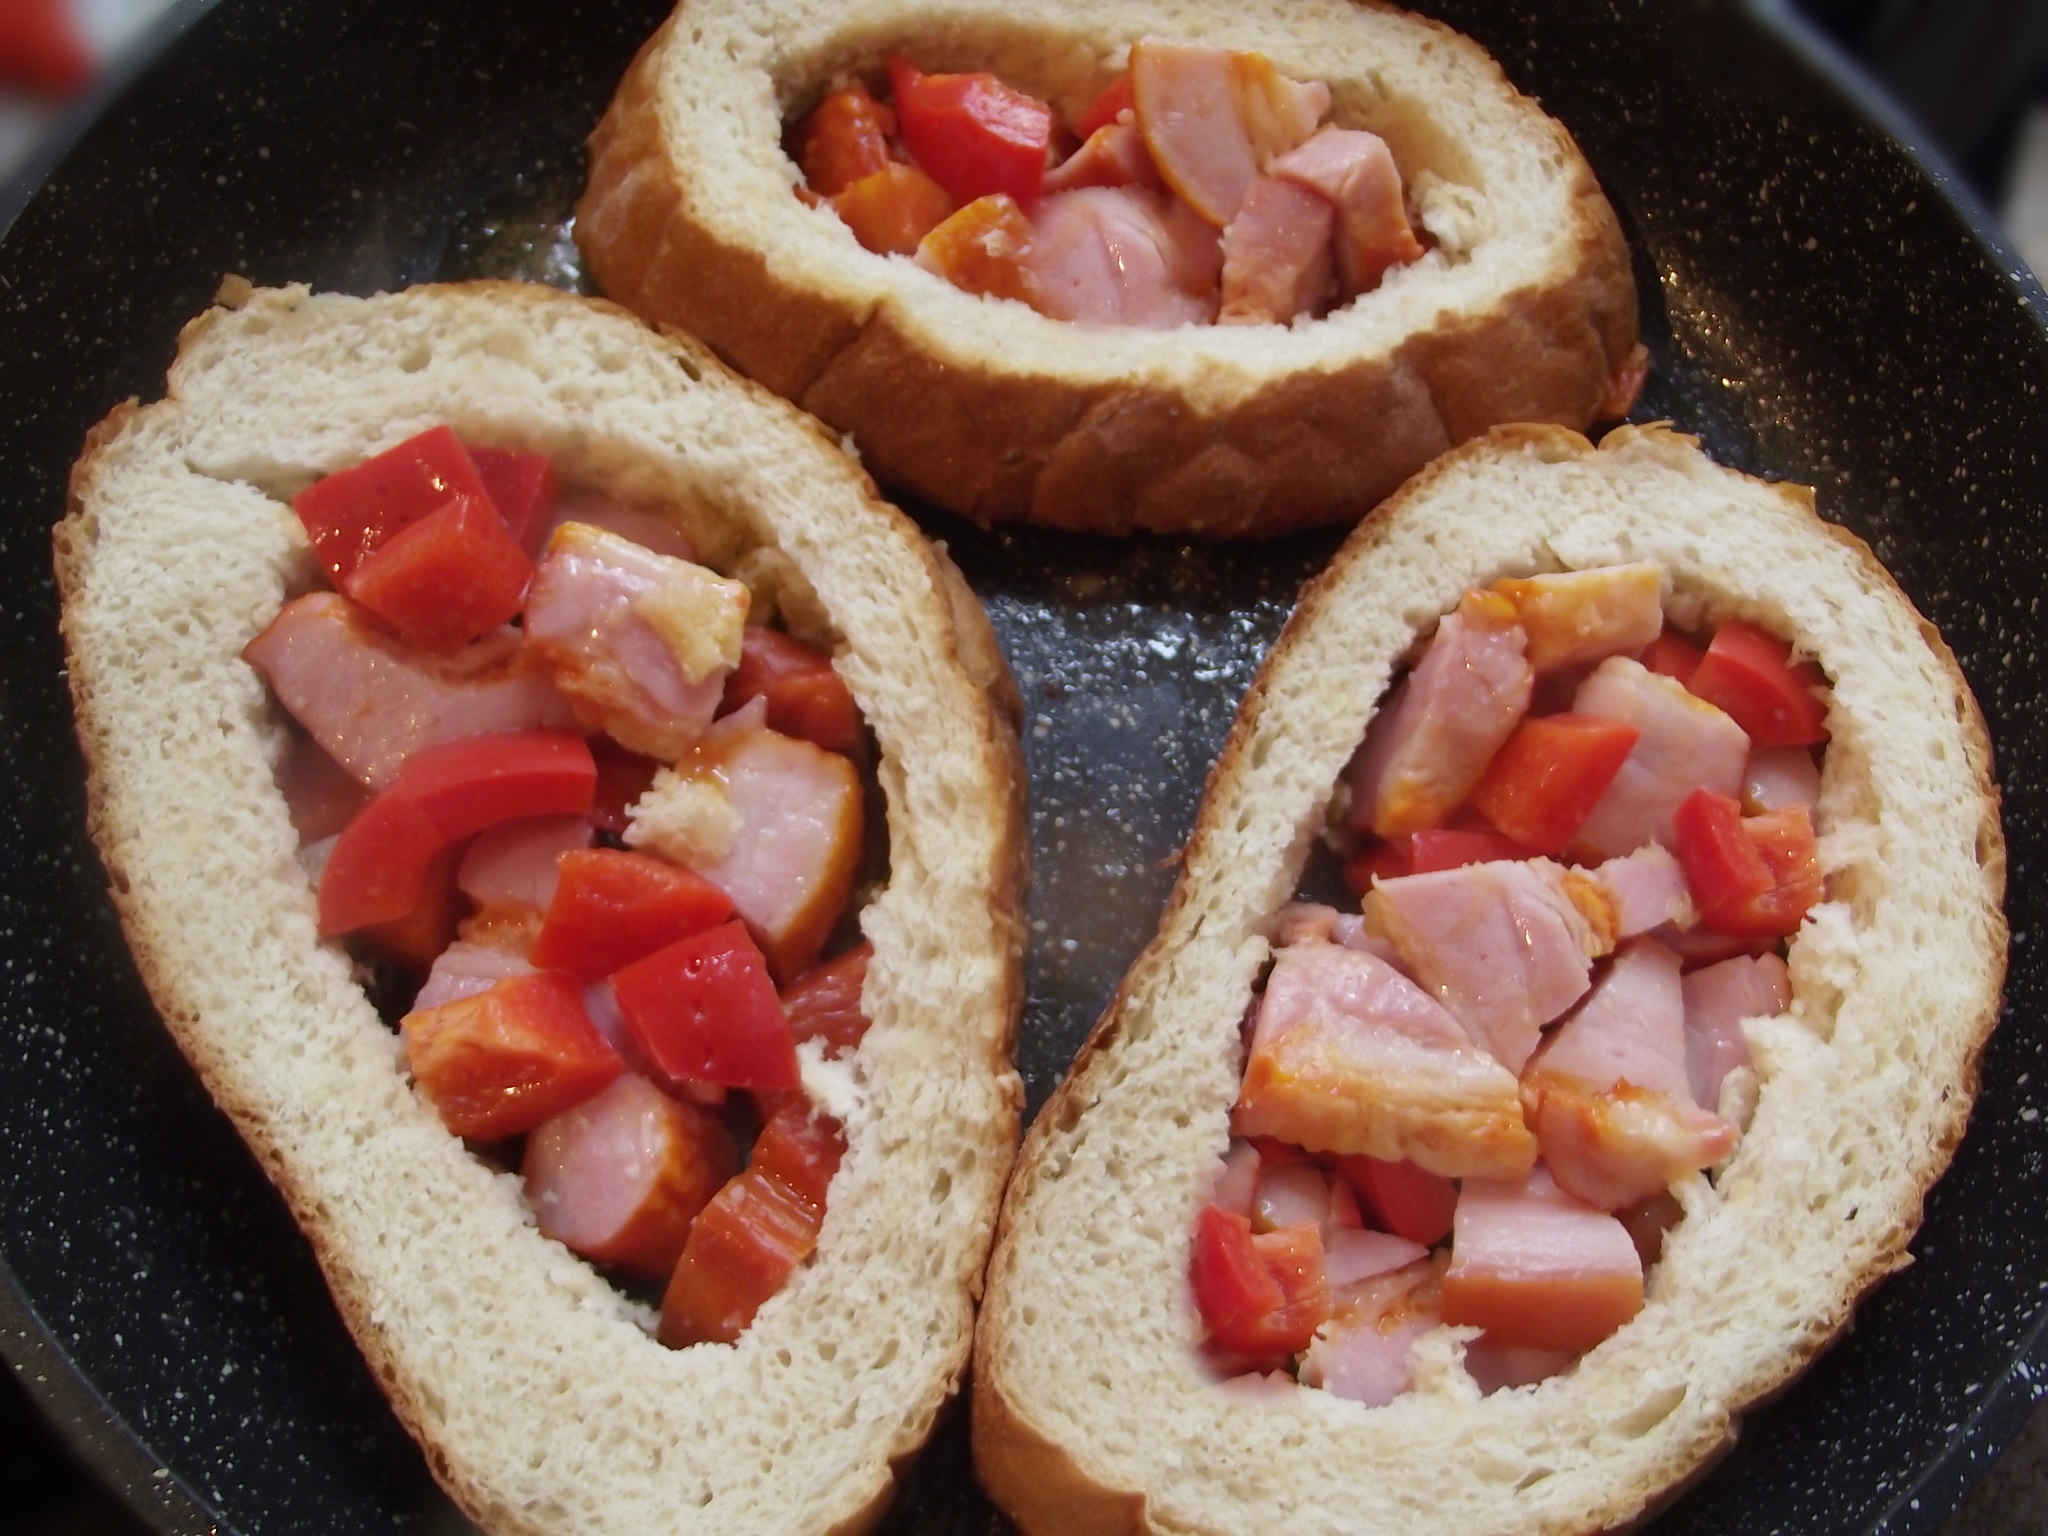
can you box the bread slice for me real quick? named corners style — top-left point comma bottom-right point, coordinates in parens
top-left (54, 280), bottom-right (1028, 1536)
top-left (574, 0), bottom-right (1640, 536)
top-left (973, 424), bottom-right (2005, 1535)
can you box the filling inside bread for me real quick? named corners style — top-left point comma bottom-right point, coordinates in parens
top-left (1191, 563), bottom-right (1828, 1400)
top-left (244, 425), bottom-right (880, 1349)
top-left (781, 39), bottom-right (1497, 332)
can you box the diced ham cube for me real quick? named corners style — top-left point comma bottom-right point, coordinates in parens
top-left (1271, 902), bottom-right (1396, 962)
top-left (1228, 52), bottom-right (1329, 165)
top-left (1522, 940), bottom-right (1738, 1210)
top-left (1042, 120), bottom-right (1163, 194)
top-left (1270, 128), bottom-right (1423, 297)
top-left (1219, 174), bottom-right (1334, 324)
top-left (1298, 1258), bottom-right (1442, 1408)
top-left (1588, 844), bottom-right (1697, 938)
top-left (1210, 1139), bottom-right (1261, 1217)
top-left (1233, 942), bottom-right (1536, 1180)
top-left (1363, 859), bottom-right (1604, 1073)
top-left (244, 593), bottom-right (574, 790)
top-left (541, 491), bottom-right (698, 563)
top-left (1251, 1162), bottom-right (1330, 1233)
top-left (1743, 744), bottom-right (1822, 814)
top-left (1441, 1165), bottom-right (1644, 1353)
top-left (1025, 186), bottom-right (1221, 328)
top-left (1569, 656), bottom-right (1749, 862)
top-left (1321, 1228), bottom-right (1429, 1289)
top-left (1349, 591), bottom-right (1532, 839)
top-left (455, 814), bottom-right (593, 913)
top-left (1129, 40), bottom-right (1258, 226)
top-left (411, 940), bottom-right (538, 1014)
top-left (1682, 951), bottom-right (1787, 1113)
top-left (522, 1072), bottom-right (738, 1279)
top-left (1461, 1338), bottom-right (1579, 1395)
top-left (524, 521), bottom-right (749, 762)
top-left (1489, 564), bottom-right (1665, 673)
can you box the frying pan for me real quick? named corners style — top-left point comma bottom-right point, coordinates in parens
top-left (2, 0), bottom-right (2044, 1531)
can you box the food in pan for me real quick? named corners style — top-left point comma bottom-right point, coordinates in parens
top-left (575, 0), bottom-right (1643, 535)
top-left (56, 279), bottom-right (1027, 1536)
top-left (973, 424), bottom-right (2005, 1536)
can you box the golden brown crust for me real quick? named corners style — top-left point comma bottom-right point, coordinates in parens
top-left (574, 1), bottom-right (1641, 536)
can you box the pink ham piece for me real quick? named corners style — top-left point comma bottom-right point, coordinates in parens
top-left (1744, 744), bottom-right (1822, 813)
top-left (522, 1072), bottom-right (737, 1279)
top-left (244, 593), bottom-right (574, 790)
top-left (1441, 1164), bottom-right (1644, 1353)
top-left (455, 814), bottom-right (593, 912)
top-left (524, 521), bottom-right (748, 763)
top-left (279, 735), bottom-right (369, 842)
top-left (1270, 127), bottom-right (1424, 298)
top-left (1298, 1258), bottom-right (1442, 1407)
top-left (1682, 952), bottom-right (1787, 1113)
top-left (1588, 844), bottom-right (1697, 939)
top-left (1363, 859), bottom-right (1606, 1073)
top-left (652, 724), bottom-right (863, 982)
top-left (1233, 941), bottom-right (1537, 1180)
top-left (1461, 1338), bottom-right (1579, 1395)
top-left (1272, 902), bottom-right (1397, 963)
top-left (1210, 1138), bottom-right (1261, 1216)
top-left (1489, 564), bottom-right (1665, 673)
top-left (1253, 1162), bottom-right (1332, 1232)
top-left (1349, 591), bottom-right (1534, 839)
top-left (1521, 939), bottom-right (1737, 1210)
top-left (1569, 656), bottom-right (1750, 861)
top-left (541, 491), bottom-right (698, 564)
top-left (1129, 40), bottom-right (1258, 226)
top-left (1322, 1229), bottom-right (1428, 1289)
top-left (1219, 174), bottom-right (1334, 324)
top-left (1042, 120), bottom-right (1163, 194)
top-left (1229, 52), bottom-right (1330, 166)
top-left (411, 941), bottom-right (537, 1014)
top-left (1026, 186), bottom-right (1221, 328)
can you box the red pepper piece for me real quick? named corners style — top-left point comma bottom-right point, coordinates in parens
top-left (530, 847), bottom-right (736, 980)
top-left (404, 972), bottom-right (623, 1140)
top-left (888, 54), bottom-right (1052, 206)
top-left (609, 921), bottom-right (801, 1091)
top-left (341, 492), bottom-right (534, 653)
top-left (292, 425), bottom-right (494, 584)
top-left (1467, 712), bottom-right (1641, 856)
top-left (1687, 619), bottom-right (1830, 747)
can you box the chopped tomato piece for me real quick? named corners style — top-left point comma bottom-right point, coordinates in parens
top-left (292, 425), bottom-right (494, 584)
top-left (1333, 1155), bottom-right (1458, 1247)
top-left (529, 848), bottom-right (735, 980)
top-left (588, 739), bottom-right (659, 834)
top-left (1637, 629), bottom-right (1705, 687)
top-left (318, 731), bottom-right (596, 936)
top-left (340, 492), bottom-right (534, 653)
top-left (721, 628), bottom-right (863, 757)
top-left (403, 972), bottom-right (622, 1140)
top-left (1672, 789), bottom-right (1822, 938)
top-left (915, 195), bottom-right (1040, 305)
top-left (830, 162), bottom-right (957, 256)
top-left (1340, 839), bottom-right (1411, 897)
top-left (1686, 620), bottom-right (1830, 747)
top-left (659, 1166), bottom-right (822, 1347)
top-left (1073, 73), bottom-right (1133, 140)
top-left (1468, 713), bottom-right (1641, 856)
top-left (1189, 1206), bottom-right (1329, 1356)
top-left (749, 1101), bottom-right (847, 1210)
top-left (781, 942), bottom-right (873, 1058)
top-left (888, 55), bottom-right (1052, 206)
top-left (468, 445), bottom-right (560, 554)
top-left (1403, 826), bottom-right (1540, 873)
top-left (609, 921), bottom-right (801, 1090)
top-left (792, 81), bottom-right (898, 197)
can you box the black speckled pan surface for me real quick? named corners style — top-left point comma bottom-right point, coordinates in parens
top-left (1, 0), bottom-right (2043, 1532)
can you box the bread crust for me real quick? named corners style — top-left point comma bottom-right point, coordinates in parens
top-left (973, 424), bottom-right (2005, 1534)
top-left (55, 280), bottom-right (1026, 1536)
top-left (575, 0), bottom-right (1640, 535)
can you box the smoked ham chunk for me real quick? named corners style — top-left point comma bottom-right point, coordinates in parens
top-left (524, 521), bottom-right (748, 762)
top-left (1298, 1258), bottom-right (1443, 1408)
top-left (1219, 175), bottom-right (1334, 324)
top-left (1569, 657), bottom-right (1749, 861)
top-left (1682, 951), bottom-right (1787, 1114)
top-left (1521, 939), bottom-right (1737, 1210)
top-left (1587, 843), bottom-right (1696, 938)
top-left (1489, 564), bottom-right (1664, 672)
top-left (1233, 942), bottom-right (1536, 1180)
top-left (1129, 40), bottom-right (1258, 226)
top-left (1350, 591), bottom-right (1533, 838)
top-left (1041, 120), bottom-right (1163, 194)
top-left (1269, 128), bottom-right (1423, 297)
top-left (1025, 186), bottom-right (1222, 327)
top-left (1364, 859), bottom-right (1605, 1073)
top-left (244, 593), bottom-right (574, 789)
top-left (1441, 1165), bottom-right (1644, 1353)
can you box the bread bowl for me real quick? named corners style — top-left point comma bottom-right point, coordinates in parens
top-left (54, 279), bottom-right (1027, 1536)
top-left (574, 0), bottom-right (1642, 536)
top-left (973, 423), bottom-right (2005, 1535)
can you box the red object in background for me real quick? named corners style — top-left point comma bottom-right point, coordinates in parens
top-left (1073, 73), bottom-right (1134, 140)
top-left (0, 0), bottom-right (93, 96)
top-left (1188, 1206), bottom-right (1330, 1356)
top-left (1638, 630), bottom-right (1705, 687)
top-left (1672, 789), bottom-right (1823, 938)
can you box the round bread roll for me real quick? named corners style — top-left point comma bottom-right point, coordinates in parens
top-left (575, 0), bottom-right (1641, 536)
top-left (973, 424), bottom-right (2005, 1535)
top-left (55, 280), bottom-right (1027, 1536)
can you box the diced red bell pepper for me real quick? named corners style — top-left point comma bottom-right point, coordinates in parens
top-left (888, 54), bottom-right (1052, 206)
top-left (292, 425), bottom-right (495, 584)
top-left (830, 163), bottom-right (957, 256)
top-left (1073, 73), bottom-right (1134, 140)
top-left (318, 731), bottom-right (596, 936)
top-left (340, 492), bottom-right (534, 653)
top-left (609, 921), bottom-right (801, 1091)
top-left (1188, 1205), bottom-right (1329, 1356)
top-left (1341, 839), bottom-right (1412, 897)
top-left (1638, 629), bottom-right (1705, 687)
top-left (468, 445), bottom-right (560, 554)
top-left (1687, 620), bottom-right (1830, 747)
top-left (358, 846), bottom-right (463, 974)
top-left (1467, 713), bottom-right (1641, 856)
top-left (1672, 789), bottom-right (1822, 938)
top-left (791, 81), bottom-right (898, 197)
top-left (0, 0), bottom-right (91, 96)
top-left (1334, 1155), bottom-right (1458, 1247)
top-left (1403, 826), bottom-right (1541, 873)
top-left (721, 628), bottom-right (863, 757)
top-left (749, 1101), bottom-right (847, 1211)
top-left (529, 848), bottom-right (735, 980)
top-left (659, 1166), bottom-right (822, 1347)
top-left (780, 942), bottom-right (873, 1058)
top-left (403, 972), bottom-right (623, 1140)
